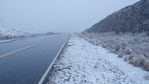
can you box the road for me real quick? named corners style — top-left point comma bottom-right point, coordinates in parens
top-left (0, 34), bottom-right (69, 84)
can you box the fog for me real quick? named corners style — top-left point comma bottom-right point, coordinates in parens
top-left (0, 0), bottom-right (139, 33)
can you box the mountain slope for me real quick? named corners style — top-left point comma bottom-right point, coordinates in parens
top-left (86, 0), bottom-right (149, 33)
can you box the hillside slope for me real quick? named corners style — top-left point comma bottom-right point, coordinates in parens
top-left (86, 0), bottom-right (149, 33)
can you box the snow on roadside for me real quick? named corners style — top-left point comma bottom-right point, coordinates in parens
top-left (0, 39), bottom-right (16, 43)
top-left (47, 34), bottom-right (149, 84)
top-left (0, 27), bottom-right (31, 41)
top-left (0, 28), bottom-right (30, 36)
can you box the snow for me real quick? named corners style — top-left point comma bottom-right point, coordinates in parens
top-left (81, 33), bottom-right (149, 70)
top-left (0, 27), bottom-right (30, 42)
top-left (0, 27), bottom-right (30, 36)
top-left (48, 34), bottom-right (149, 84)
top-left (0, 39), bottom-right (15, 43)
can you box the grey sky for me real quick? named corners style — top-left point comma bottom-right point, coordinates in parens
top-left (0, 0), bottom-right (139, 33)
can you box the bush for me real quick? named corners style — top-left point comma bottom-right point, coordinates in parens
top-left (123, 47), bottom-right (132, 55)
top-left (143, 59), bottom-right (149, 71)
top-left (80, 32), bottom-right (149, 71)
top-left (129, 54), bottom-right (145, 67)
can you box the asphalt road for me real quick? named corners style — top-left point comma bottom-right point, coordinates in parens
top-left (0, 34), bottom-right (69, 84)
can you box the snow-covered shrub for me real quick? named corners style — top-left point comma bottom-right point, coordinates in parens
top-left (143, 59), bottom-right (149, 71)
top-left (142, 47), bottom-right (149, 59)
top-left (80, 32), bottom-right (149, 71)
top-left (144, 75), bottom-right (149, 80)
top-left (124, 55), bottom-right (130, 62)
top-left (123, 46), bottom-right (132, 55)
top-left (0, 35), bottom-right (13, 40)
top-left (129, 54), bottom-right (145, 67)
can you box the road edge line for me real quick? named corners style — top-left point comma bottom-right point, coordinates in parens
top-left (38, 34), bottom-right (70, 84)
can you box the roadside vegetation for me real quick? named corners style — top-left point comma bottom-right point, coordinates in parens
top-left (48, 34), bottom-right (149, 84)
top-left (0, 34), bottom-right (18, 40)
top-left (80, 32), bottom-right (149, 71)
top-left (0, 32), bottom-right (55, 41)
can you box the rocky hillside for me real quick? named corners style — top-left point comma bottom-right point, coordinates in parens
top-left (86, 0), bottom-right (149, 33)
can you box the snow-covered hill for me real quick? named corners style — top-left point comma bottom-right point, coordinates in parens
top-left (86, 0), bottom-right (149, 33)
top-left (0, 17), bottom-right (30, 37)
top-left (0, 26), bottom-right (32, 41)
top-left (0, 27), bottom-right (30, 36)
top-left (0, 19), bottom-right (54, 41)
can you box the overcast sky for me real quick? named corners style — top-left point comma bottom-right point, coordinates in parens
top-left (0, 0), bottom-right (139, 33)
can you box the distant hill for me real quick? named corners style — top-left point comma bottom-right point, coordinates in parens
top-left (0, 18), bottom-right (30, 36)
top-left (0, 28), bottom-right (31, 36)
top-left (85, 0), bottom-right (149, 33)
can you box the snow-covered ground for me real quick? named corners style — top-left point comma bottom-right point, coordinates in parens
top-left (47, 34), bottom-right (149, 84)
top-left (0, 26), bottom-right (32, 41)
top-left (0, 27), bottom-right (55, 41)
top-left (0, 27), bottom-right (30, 36)
top-left (80, 33), bottom-right (149, 71)
top-left (0, 39), bottom-right (16, 43)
